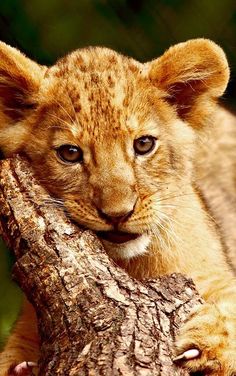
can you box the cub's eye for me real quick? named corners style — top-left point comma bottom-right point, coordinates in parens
top-left (56, 144), bottom-right (83, 163)
top-left (134, 136), bottom-right (157, 155)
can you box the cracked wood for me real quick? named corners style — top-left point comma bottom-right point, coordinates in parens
top-left (0, 156), bottom-right (202, 375)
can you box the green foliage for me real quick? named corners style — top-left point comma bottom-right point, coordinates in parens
top-left (0, 0), bottom-right (235, 65)
top-left (0, 239), bottom-right (22, 350)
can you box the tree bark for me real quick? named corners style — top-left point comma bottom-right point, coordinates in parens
top-left (0, 156), bottom-right (202, 376)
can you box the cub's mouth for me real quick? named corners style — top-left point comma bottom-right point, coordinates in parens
top-left (97, 231), bottom-right (140, 244)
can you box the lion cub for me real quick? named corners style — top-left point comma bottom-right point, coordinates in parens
top-left (0, 38), bottom-right (236, 375)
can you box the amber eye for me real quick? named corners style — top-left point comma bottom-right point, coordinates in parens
top-left (56, 144), bottom-right (83, 163)
top-left (133, 136), bottom-right (157, 155)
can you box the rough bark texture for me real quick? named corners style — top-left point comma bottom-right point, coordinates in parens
top-left (0, 156), bottom-right (202, 376)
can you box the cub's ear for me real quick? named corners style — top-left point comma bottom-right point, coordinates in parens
top-left (147, 39), bottom-right (229, 123)
top-left (0, 41), bottom-right (45, 123)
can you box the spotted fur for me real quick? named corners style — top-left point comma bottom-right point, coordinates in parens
top-left (0, 39), bottom-right (236, 375)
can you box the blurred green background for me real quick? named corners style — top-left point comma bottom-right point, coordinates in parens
top-left (1, 0), bottom-right (236, 349)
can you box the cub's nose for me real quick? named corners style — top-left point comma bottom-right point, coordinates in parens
top-left (97, 208), bottom-right (134, 225)
top-left (92, 183), bottom-right (138, 225)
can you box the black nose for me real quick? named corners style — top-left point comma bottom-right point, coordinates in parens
top-left (97, 208), bottom-right (133, 225)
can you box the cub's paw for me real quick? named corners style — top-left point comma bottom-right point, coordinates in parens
top-left (174, 303), bottom-right (236, 375)
top-left (8, 361), bottom-right (37, 376)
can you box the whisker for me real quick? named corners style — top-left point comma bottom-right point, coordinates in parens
top-left (53, 99), bottom-right (75, 124)
top-left (47, 124), bottom-right (71, 131)
top-left (67, 93), bottom-right (79, 124)
top-left (47, 113), bottom-right (73, 129)
top-left (155, 200), bottom-right (217, 225)
top-left (157, 214), bottom-right (181, 245)
top-left (152, 192), bottom-right (195, 203)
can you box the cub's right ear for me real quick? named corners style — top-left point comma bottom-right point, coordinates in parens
top-left (146, 39), bottom-right (229, 127)
top-left (0, 42), bottom-right (46, 155)
top-left (0, 41), bottom-right (45, 123)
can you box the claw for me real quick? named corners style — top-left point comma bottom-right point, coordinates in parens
top-left (173, 348), bottom-right (200, 362)
top-left (9, 361), bottom-right (38, 376)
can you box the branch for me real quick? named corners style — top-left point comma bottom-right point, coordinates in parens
top-left (0, 156), bottom-right (202, 375)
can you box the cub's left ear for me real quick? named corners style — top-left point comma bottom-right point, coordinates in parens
top-left (0, 41), bottom-right (45, 122)
top-left (147, 39), bottom-right (229, 122)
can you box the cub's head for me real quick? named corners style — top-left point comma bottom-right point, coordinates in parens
top-left (0, 39), bottom-right (229, 259)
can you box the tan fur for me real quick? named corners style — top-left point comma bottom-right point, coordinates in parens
top-left (0, 39), bottom-right (236, 374)
top-left (0, 298), bottom-right (39, 375)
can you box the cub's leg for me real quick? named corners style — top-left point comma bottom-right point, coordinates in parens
top-left (0, 297), bottom-right (39, 376)
top-left (175, 261), bottom-right (236, 375)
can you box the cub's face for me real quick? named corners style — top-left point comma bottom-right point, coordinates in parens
top-left (0, 40), bottom-right (229, 259)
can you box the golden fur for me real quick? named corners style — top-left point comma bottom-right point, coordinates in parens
top-left (0, 39), bottom-right (236, 375)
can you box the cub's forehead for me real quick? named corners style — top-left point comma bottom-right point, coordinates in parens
top-left (45, 46), bottom-right (142, 97)
top-left (39, 47), bottom-right (163, 140)
top-left (48, 46), bottom-right (141, 78)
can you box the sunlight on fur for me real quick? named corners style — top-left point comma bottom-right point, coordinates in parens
top-left (0, 38), bottom-right (236, 375)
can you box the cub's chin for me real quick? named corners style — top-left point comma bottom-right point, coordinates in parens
top-left (97, 232), bottom-right (151, 260)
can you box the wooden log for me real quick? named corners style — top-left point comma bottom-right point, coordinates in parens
top-left (0, 156), bottom-right (201, 375)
